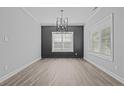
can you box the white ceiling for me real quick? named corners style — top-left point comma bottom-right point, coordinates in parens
top-left (25, 7), bottom-right (96, 26)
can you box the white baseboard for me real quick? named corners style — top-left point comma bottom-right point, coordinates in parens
top-left (84, 57), bottom-right (124, 84)
top-left (0, 57), bottom-right (41, 83)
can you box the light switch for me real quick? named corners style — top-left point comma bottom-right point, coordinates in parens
top-left (4, 35), bottom-right (9, 42)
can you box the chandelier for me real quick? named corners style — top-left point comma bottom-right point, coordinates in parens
top-left (56, 10), bottom-right (68, 31)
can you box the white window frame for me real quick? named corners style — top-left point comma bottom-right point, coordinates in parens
top-left (52, 32), bottom-right (74, 52)
top-left (88, 14), bottom-right (114, 61)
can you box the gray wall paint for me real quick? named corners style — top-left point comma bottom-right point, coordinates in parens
top-left (84, 8), bottom-right (124, 82)
top-left (0, 8), bottom-right (41, 78)
top-left (42, 26), bottom-right (83, 58)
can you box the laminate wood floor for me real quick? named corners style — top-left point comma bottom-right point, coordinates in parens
top-left (0, 58), bottom-right (123, 86)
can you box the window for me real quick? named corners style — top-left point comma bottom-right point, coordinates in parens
top-left (91, 27), bottom-right (112, 56)
top-left (91, 31), bottom-right (100, 53)
top-left (89, 14), bottom-right (113, 61)
top-left (101, 27), bottom-right (111, 56)
top-left (52, 32), bottom-right (73, 52)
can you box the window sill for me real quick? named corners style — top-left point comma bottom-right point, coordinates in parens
top-left (88, 51), bottom-right (113, 62)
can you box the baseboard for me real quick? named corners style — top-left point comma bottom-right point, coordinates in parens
top-left (84, 57), bottom-right (124, 84)
top-left (0, 57), bottom-right (41, 83)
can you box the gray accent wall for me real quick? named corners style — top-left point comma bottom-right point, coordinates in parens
top-left (42, 26), bottom-right (84, 58)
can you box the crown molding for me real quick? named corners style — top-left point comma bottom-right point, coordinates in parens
top-left (41, 23), bottom-right (85, 26)
top-left (86, 7), bottom-right (103, 23)
top-left (20, 7), bottom-right (41, 25)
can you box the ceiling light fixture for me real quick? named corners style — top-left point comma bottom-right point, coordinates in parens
top-left (56, 10), bottom-right (68, 31)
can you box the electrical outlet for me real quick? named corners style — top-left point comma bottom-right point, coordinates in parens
top-left (5, 65), bottom-right (8, 71)
top-left (75, 53), bottom-right (78, 56)
top-left (115, 66), bottom-right (118, 70)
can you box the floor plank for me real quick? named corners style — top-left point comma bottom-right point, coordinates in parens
top-left (0, 58), bottom-right (123, 86)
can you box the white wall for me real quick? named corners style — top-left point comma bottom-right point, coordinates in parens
top-left (84, 7), bottom-right (124, 83)
top-left (0, 8), bottom-right (41, 79)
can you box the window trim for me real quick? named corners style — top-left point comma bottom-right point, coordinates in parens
top-left (88, 14), bottom-right (114, 62)
top-left (52, 32), bottom-right (74, 52)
